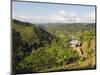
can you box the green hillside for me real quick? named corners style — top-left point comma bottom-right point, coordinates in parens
top-left (12, 19), bottom-right (96, 74)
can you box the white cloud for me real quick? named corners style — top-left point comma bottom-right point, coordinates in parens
top-left (12, 15), bottom-right (33, 22)
top-left (58, 10), bottom-right (67, 16)
top-left (13, 10), bottom-right (95, 23)
top-left (84, 12), bottom-right (95, 23)
top-left (50, 14), bottom-right (66, 22)
top-left (49, 10), bottom-right (78, 23)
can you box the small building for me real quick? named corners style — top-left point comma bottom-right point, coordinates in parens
top-left (68, 38), bottom-right (83, 56)
top-left (69, 38), bottom-right (82, 47)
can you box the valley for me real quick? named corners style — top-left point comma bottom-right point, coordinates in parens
top-left (12, 19), bottom-right (96, 74)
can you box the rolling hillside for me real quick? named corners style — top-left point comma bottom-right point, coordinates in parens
top-left (12, 19), bottom-right (96, 74)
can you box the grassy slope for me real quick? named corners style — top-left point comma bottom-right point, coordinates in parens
top-left (42, 23), bottom-right (96, 72)
top-left (12, 20), bottom-right (96, 73)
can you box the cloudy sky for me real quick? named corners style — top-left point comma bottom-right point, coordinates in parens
top-left (12, 1), bottom-right (96, 23)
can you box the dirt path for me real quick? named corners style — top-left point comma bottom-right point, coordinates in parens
top-left (64, 40), bottom-right (96, 70)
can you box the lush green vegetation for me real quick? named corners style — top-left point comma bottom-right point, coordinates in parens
top-left (12, 19), bottom-right (96, 74)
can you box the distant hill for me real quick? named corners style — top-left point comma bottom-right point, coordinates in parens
top-left (40, 23), bottom-right (96, 33)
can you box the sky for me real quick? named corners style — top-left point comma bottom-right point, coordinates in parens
top-left (12, 1), bottom-right (96, 23)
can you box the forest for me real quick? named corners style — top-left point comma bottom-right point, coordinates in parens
top-left (12, 19), bottom-right (96, 74)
